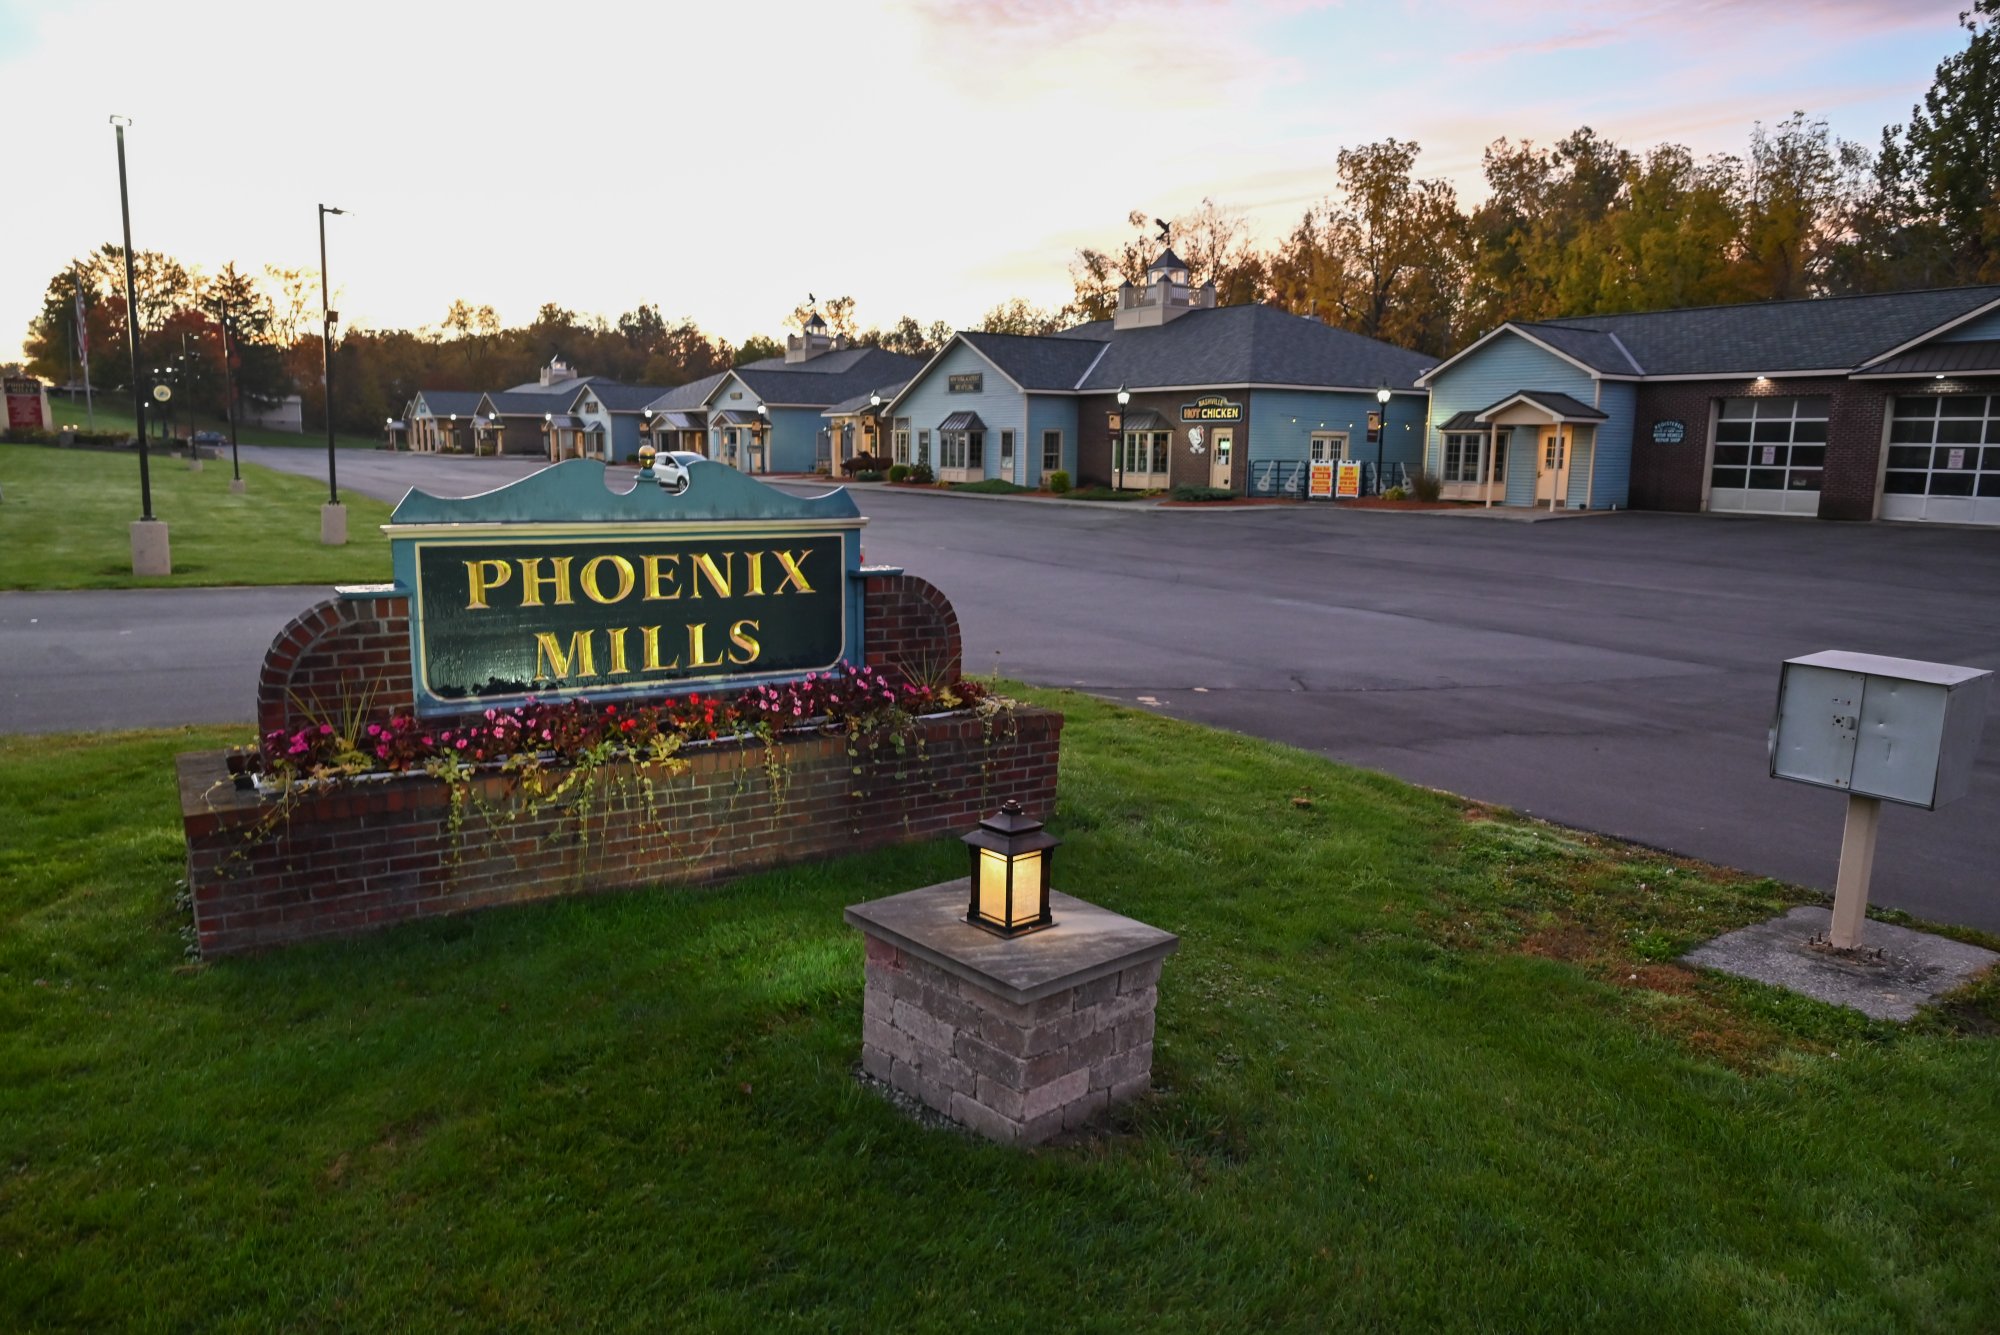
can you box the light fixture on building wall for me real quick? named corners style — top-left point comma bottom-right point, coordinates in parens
top-left (962, 800), bottom-right (1059, 937)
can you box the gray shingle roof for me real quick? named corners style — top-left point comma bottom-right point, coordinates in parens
top-left (1535, 287), bottom-right (2000, 375)
top-left (643, 371), bottom-right (730, 413)
top-left (723, 348), bottom-right (925, 408)
top-left (411, 389), bottom-right (485, 417)
top-left (484, 390), bottom-right (564, 416)
top-left (1074, 305), bottom-right (1433, 392)
top-left (1477, 390), bottom-right (1607, 421)
top-left (1854, 338), bottom-right (2000, 377)
top-left (1512, 323), bottom-right (1642, 376)
top-left (959, 332), bottom-right (1108, 390)
top-left (579, 382), bottom-right (673, 413)
top-left (1050, 320), bottom-right (1114, 342)
top-left (822, 380), bottom-right (909, 417)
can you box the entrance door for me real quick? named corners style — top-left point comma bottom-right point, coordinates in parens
top-left (1538, 427), bottom-right (1569, 507)
top-left (1210, 428), bottom-right (1233, 490)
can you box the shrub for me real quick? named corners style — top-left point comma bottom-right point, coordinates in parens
top-left (1412, 469), bottom-right (1443, 502)
top-left (1169, 485), bottom-right (1234, 503)
top-left (852, 469), bottom-right (884, 482)
top-left (1383, 485), bottom-right (1409, 501)
top-left (1046, 469), bottom-right (1072, 494)
top-left (887, 464), bottom-right (910, 483)
top-left (905, 463), bottom-right (935, 485)
top-left (952, 479), bottom-right (1029, 494)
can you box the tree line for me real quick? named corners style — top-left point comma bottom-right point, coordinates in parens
top-left (19, 3), bottom-right (1997, 431)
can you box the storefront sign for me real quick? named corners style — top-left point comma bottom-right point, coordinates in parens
top-left (1180, 395), bottom-right (1242, 423)
top-left (4, 376), bottom-right (48, 430)
top-left (1761, 446), bottom-right (1777, 466)
top-left (1652, 420), bottom-right (1685, 444)
top-left (1106, 411), bottom-right (1122, 435)
top-left (1308, 460), bottom-right (1335, 499)
top-left (948, 373), bottom-right (983, 394)
top-left (388, 460), bottom-right (865, 713)
top-left (1335, 461), bottom-right (1363, 499)
top-left (1366, 411), bottom-right (1382, 444)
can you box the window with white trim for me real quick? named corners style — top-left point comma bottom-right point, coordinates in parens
top-left (1041, 429), bottom-right (1062, 474)
top-left (917, 429), bottom-right (930, 466)
top-left (1711, 396), bottom-right (1828, 492)
top-left (1886, 394), bottom-right (2000, 497)
top-left (999, 430), bottom-right (1015, 475)
top-left (940, 429), bottom-right (985, 471)
top-left (1442, 432), bottom-right (1492, 482)
top-left (892, 419), bottom-right (910, 465)
top-left (1309, 433), bottom-right (1347, 462)
top-left (1117, 430), bottom-right (1170, 478)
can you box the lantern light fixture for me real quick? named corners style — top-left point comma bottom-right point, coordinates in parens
top-left (962, 800), bottom-right (1059, 937)
top-left (1116, 385), bottom-right (1131, 406)
top-left (1376, 381), bottom-right (1392, 405)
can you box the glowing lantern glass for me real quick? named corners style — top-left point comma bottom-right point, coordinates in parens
top-left (962, 800), bottom-right (1058, 937)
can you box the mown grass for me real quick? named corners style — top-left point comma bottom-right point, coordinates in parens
top-left (0, 443), bottom-right (393, 589)
top-left (949, 479), bottom-right (1031, 495)
top-left (1, 691), bottom-right (1995, 1332)
top-left (47, 395), bottom-right (384, 451)
top-left (1060, 485), bottom-right (1151, 502)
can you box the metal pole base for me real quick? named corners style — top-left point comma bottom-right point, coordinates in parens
top-left (130, 518), bottom-right (171, 576)
top-left (1830, 793), bottom-right (1882, 950)
top-left (188, 456), bottom-right (202, 472)
top-left (320, 502), bottom-right (348, 546)
top-left (229, 477), bottom-right (246, 494)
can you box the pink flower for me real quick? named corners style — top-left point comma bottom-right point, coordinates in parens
top-left (456, 739), bottom-right (468, 749)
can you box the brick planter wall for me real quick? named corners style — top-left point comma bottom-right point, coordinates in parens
top-left (183, 706), bottom-right (1062, 957)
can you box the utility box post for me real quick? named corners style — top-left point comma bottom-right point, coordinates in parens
top-left (1770, 651), bottom-right (1992, 949)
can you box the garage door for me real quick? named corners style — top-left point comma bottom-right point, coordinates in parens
top-left (1882, 393), bottom-right (2000, 525)
top-left (1708, 396), bottom-right (1826, 516)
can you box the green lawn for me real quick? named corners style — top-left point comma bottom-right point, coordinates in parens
top-left (46, 394), bottom-right (384, 451)
top-left (0, 443), bottom-right (393, 589)
top-left (1, 693), bottom-right (1995, 1331)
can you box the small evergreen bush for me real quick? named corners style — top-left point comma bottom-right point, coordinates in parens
top-left (887, 464), bottom-right (910, 483)
top-left (1046, 469), bottom-right (1072, 493)
top-left (1169, 485), bottom-right (1234, 503)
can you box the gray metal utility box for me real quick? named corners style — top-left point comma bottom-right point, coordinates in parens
top-left (1770, 651), bottom-right (1992, 810)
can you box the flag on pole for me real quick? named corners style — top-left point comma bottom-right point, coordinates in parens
top-left (74, 287), bottom-right (88, 361)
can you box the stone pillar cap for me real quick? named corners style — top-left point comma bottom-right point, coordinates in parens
top-left (846, 881), bottom-right (1178, 1006)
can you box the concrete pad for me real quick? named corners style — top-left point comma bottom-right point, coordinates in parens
top-left (1683, 905), bottom-right (1997, 1021)
top-left (320, 502), bottom-right (347, 546)
top-left (129, 519), bottom-right (171, 576)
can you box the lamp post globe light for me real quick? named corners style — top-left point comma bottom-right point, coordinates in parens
top-left (317, 203), bottom-right (348, 546)
top-left (110, 115), bottom-right (168, 575)
top-left (962, 800), bottom-right (1060, 937)
top-left (1114, 385), bottom-right (1131, 491)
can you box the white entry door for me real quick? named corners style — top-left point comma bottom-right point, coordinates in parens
top-left (1539, 427), bottom-right (1569, 507)
top-left (1210, 428), bottom-right (1233, 490)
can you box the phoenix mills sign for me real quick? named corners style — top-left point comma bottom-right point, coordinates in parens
top-left (384, 460), bottom-right (866, 714)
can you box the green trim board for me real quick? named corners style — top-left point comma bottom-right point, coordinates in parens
top-left (384, 460), bottom-right (868, 714)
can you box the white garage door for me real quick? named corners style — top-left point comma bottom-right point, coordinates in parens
top-left (1882, 393), bottom-right (2000, 525)
top-left (1708, 396), bottom-right (1826, 516)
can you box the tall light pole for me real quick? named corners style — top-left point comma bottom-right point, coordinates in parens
top-left (110, 114), bottom-right (167, 575)
top-left (1114, 385), bottom-right (1130, 491)
top-left (1375, 380), bottom-right (1393, 495)
top-left (215, 307), bottom-right (242, 491)
top-left (317, 203), bottom-right (347, 545)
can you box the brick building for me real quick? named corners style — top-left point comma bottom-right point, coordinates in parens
top-left (1420, 284), bottom-right (2000, 526)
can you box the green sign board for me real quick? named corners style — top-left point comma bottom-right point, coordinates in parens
top-left (385, 460), bottom-right (867, 714)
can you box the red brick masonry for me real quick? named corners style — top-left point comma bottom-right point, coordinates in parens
top-left (182, 707), bottom-right (1062, 956)
top-left (192, 567), bottom-right (1042, 956)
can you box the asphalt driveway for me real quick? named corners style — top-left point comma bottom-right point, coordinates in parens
top-left (4, 452), bottom-right (1996, 930)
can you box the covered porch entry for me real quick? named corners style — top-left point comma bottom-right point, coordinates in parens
top-left (1475, 391), bottom-right (1608, 510)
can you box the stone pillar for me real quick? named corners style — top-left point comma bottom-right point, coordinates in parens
top-left (846, 883), bottom-right (1176, 1145)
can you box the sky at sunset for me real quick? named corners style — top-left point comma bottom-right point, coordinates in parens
top-left (0, 0), bottom-right (1973, 363)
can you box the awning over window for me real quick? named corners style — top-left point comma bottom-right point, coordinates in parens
top-left (1437, 411), bottom-right (1490, 432)
top-left (541, 414), bottom-right (582, 429)
top-left (938, 411), bottom-right (986, 433)
top-left (713, 409), bottom-right (764, 427)
top-left (649, 410), bottom-right (704, 430)
top-left (1120, 408), bottom-right (1170, 431)
top-left (1474, 390), bottom-right (1607, 424)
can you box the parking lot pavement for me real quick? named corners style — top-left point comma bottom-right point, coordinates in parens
top-left (7, 450), bottom-right (1998, 931)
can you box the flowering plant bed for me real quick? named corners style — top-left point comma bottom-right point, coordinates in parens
top-left (185, 667), bottom-right (1060, 957)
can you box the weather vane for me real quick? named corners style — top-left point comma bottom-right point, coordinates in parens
top-left (1155, 218), bottom-right (1170, 243)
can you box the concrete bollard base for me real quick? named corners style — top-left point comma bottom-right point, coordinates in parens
top-left (131, 519), bottom-right (171, 576)
top-left (230, 477), bottom-right (246, 493)
top-left (320, 503), bottom-right (347, 546)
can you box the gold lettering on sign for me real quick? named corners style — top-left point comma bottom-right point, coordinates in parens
top-left (687, 622), bottom-right (726, 669)
top-left (642, 553), bottom-right (681, 601)
top-left (464, 559), bottom-right (512, 610)
top-left (580, 554), bottom-right (636, 605)
top-left (774, 549), bottom-right (814, 594)
top-left (689, 552), bottom-right (732, 599)
top-left (606, 627), bottom-right (631, 675)
top-left (741, 550), bottom-right (766, 596)
top-left (640, 625), bottom-right (676, 671)
top-left (518, 556), bottom-right (574, 608)
top-left (728, 619), bottom-right (761, 665)
top-left (534, 629), bottom-right (596, 679)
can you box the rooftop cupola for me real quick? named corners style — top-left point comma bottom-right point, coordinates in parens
top-left (1115, 246), bottom-right (1216, 330)
top-left (539, 356), bottom-right (578, 386)
top-left (787, 307), bottom-right (847, 363)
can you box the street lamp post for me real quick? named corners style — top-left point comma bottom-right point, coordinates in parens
top-left (1375, 381), bottom-right (1393, 496)
top-left (109, 115), bottom-right (167, 577)
top-left (317, 203), bottom-right (347, 545)
top-left (1114, 385), bottom-right (1131, 491)
top-left (179, 333), bottom-right (200, 470)
top-left (216, 309), bottom-right (242, 490)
